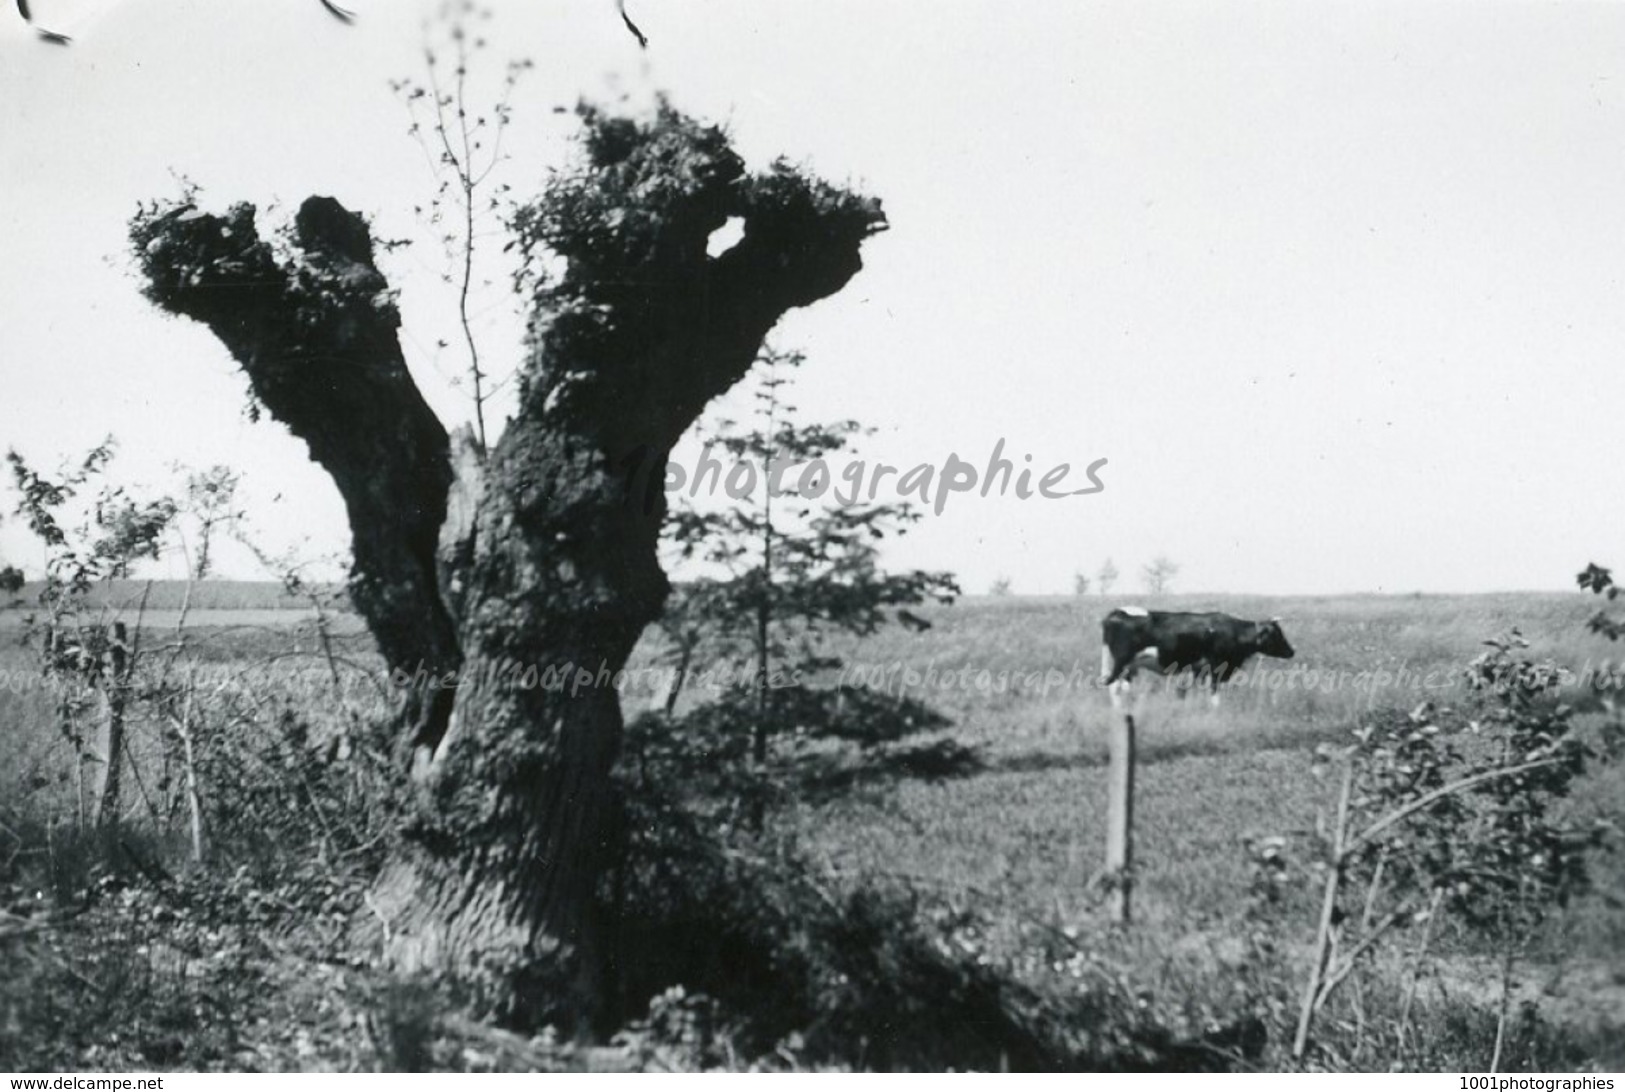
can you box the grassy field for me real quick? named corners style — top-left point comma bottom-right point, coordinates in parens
top-left (700, 592), bottom-right (1625, 1058)
top-left (776, 594), bottom-right (1624, 944)
top-left (2, 579), bottom-right (340, 613)
top-left (2, 587), bottom-right (1621, 1069)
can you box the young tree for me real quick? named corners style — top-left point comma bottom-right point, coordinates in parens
top-left (130, 102), bottom-right (885, 1030)
top-left (1141, 555), bottom-right (1179, 595)
top-left (176, 465), bottom-right (242, 581)
top-left (988, 576), bottom-right (1013, 597)
top-left (1286, 636), bottom-right (1607, 1064)
top-left (7, 440), bottom-right (177, 828)
top-left (391, 3), bottom-right (533, 450)
top-left (1096, 557), bottom-right (1118, 596)
top-left (657, 346), bottom-right (958, 777)
top-left (1072, 571), bottom-right (1090, 596)
top-left (7, 440), bottom-right (175, 603)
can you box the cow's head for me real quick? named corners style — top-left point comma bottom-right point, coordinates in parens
top-left (1257, 618), bottom-right (1295, 659)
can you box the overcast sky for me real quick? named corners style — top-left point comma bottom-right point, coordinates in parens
top-left (3, 0), bottom-right (1623, 595)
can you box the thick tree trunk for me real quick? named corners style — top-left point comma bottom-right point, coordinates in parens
top-left (131, 104), bottom-right (883, 1031)
top-left (368, 416), bottom-right (671, 1028)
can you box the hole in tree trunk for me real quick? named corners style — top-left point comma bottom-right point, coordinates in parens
top-left (706, 216), bottom-right (745, 257)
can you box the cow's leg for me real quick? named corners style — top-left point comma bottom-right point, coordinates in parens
top-left (1103, 638), bottom-right (1142, 685)
top-left (1171, 672), bottom-right (1188, 700)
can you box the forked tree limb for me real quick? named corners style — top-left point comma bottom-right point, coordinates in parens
top-left (130, 197), bottom-right (463, 744)
top-left (130, 104), bottom-right (886, 1030)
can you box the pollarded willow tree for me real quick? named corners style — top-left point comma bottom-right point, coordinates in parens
top-left (129, 102), bottom-right (885, 1029)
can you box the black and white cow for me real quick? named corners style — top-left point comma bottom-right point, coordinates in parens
top-left (1100, 607), bottom-right (1294, 699)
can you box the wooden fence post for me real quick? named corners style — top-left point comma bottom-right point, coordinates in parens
top-left (98, 621), bottom-right (130, 826)
top-left (1106, 680), bottom-right (1138, 924)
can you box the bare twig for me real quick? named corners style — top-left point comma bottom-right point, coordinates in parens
top-left (1344, 758), bottom-right (1562, 857)
top-left (171, 667), bottom-right (205, 864)
top-left (1314, 908), bottom-right (1409, 1008)
top-left (1397, 886), bottom-right (1444, 1062)
top-left (1294, 760), bottom-right (1352, 1060)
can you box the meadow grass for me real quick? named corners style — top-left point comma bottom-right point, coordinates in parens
top-left (754, 591), bottom-right (1625, 1056)
top-left (3, 579), bottom-right (343, 613)
top-left (2, 587), bottom-right (1620, 1068)
top-left (7, 588), bottom-right (1608, 946)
